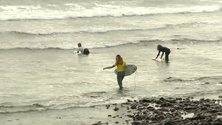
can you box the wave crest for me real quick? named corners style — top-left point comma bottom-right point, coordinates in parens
top-left (0, 38), bottom-right (221, 51)
top-left (0, 3), bottom-right (221, 21)
top-left (0, 103), bottom-right (48, 114)
top-left (1, 21), bottom-right (218, 36)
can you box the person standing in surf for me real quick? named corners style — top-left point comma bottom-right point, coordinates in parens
top-left (103, 55), bottom-right (126, 90)
top-left (77, 43), bottom-right (90, 55)
top-left (155, 45), bottom-right (171, 63)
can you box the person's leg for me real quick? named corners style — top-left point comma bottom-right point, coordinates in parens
top-left (165, 54), bottom-right (169, 63)
top-left (165, 51), bottom-right (170, 63)
top-left (117, 71), bottom-right (125, 90)
top-left (121, 71), bottom-right (125, 89)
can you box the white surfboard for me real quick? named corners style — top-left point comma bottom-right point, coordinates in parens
top-left (152, 58), bottom-right (164, 62)
top-left (114, 64), bottom-right (137, 76)
top-left (73, 51), bottom-right (82, 54)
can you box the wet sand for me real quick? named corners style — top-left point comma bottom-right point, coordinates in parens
top-left (1, 94), bottom-right (222, 125)
top-left (93, 95), bottom-right (222, 125)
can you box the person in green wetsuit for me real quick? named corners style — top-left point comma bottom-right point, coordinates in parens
top-left (103, 55), bottom-right (127, 90)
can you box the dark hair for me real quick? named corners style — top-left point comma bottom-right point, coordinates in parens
top-left (157, 45), bottom-right (162, 50)
top-left (78, 43), bottom-right (82, 47)
top-left (116, 55), bottom-right (123, 65)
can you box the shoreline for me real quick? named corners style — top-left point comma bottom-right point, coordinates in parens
top-left (1, 94), bottom-right (222, 125)
top-left (93, 96), bottom-right (222, 125)
top-left (92, 94), bottom-right (222, 125)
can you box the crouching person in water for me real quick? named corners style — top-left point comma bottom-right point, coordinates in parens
top-left (77, 43), bottom-right (90, 55)
top-left (103, 55), bottom-right (126, 90)
top-left (155, 45), bottom-right (171, 63)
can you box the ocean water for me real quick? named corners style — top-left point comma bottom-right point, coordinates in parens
top-left (1, 0), bottom-right (222, 116)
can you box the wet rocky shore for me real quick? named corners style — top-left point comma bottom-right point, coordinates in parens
top-left (93, 97), bottom-right (222, 125)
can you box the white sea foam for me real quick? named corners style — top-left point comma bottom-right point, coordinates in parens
top-left (0, 3), bottom-right (220, 20)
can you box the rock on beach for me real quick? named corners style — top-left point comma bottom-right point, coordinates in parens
top-left (93, 97), bottom-right (222, 125)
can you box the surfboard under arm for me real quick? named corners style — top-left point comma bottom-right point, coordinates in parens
top-left (114, 64), bottom-right (137, 76)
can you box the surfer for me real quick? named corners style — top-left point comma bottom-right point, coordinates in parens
top-left (155, 45), bottom-right (171, 63)
top-left (103, 55), bottom-right (126, 90)
top-left (77, 43), bottom-right (90, 55)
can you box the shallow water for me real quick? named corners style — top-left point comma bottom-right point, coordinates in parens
top-left (0, 0), bottom-right (222, 116)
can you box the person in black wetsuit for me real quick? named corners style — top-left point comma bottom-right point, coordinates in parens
top-left (155, 45), bottom-right (171, 63)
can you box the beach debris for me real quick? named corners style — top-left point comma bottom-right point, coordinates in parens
top-left (94, 97), bottom-right (222, 125)
top-left (113, 107), bottom-right (119, 111)
top-left (105, 105), bottom-right (110, 109)
top-left (92, 121), bottom-right (108, 125)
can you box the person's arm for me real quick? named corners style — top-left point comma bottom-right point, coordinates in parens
top-left (77, 48), bottom-right (80, 53)
top-left (160, 52), bottom-right (164, 59)
top-left (103, 65), bottom-right (115, 70)
top-left (155, 51), bottom-right (161, 59)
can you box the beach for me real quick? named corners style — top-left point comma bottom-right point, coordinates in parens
top-left (1, 95), bottom-right (222, 125)
top-left (1, 0), bottom-right (222, 124)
